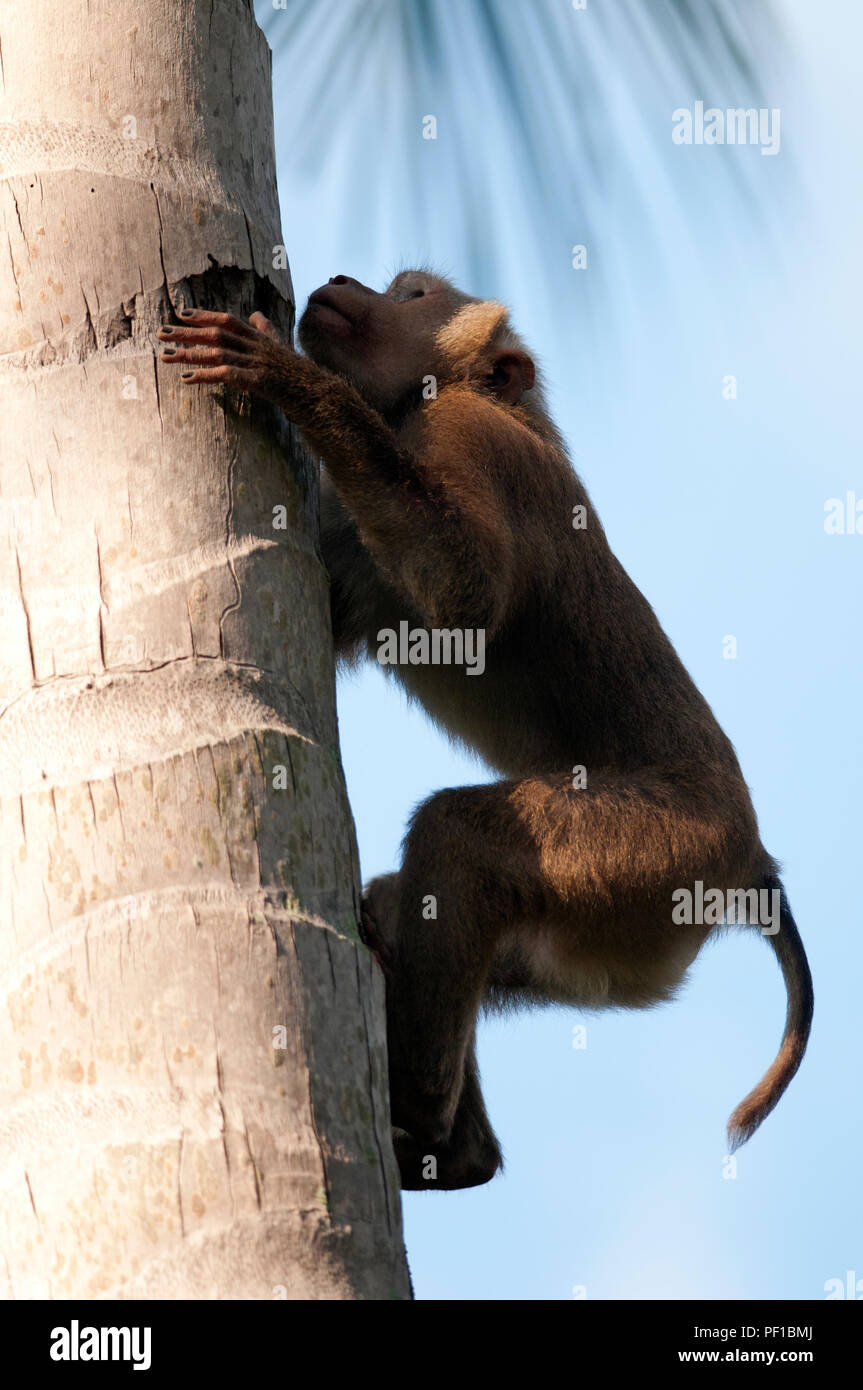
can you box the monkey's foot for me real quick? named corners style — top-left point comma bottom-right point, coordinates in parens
top-left (393, 1128), bottom-right (502, 1191)
top-left (388, 1067), bottom-right (460, 1144)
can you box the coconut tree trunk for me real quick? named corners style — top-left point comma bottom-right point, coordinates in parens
top-left (0, 0), bottom-right (409, 1300)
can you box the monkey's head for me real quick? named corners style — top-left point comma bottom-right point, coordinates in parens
top-left (298, 270), bottom-right (537, 417)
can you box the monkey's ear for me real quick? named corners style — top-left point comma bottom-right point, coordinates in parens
top-left (488, 348), bottom-right (535, 404)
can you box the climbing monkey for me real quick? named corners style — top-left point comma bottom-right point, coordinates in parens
top-left (159, 271), bottom-right (813, 1190)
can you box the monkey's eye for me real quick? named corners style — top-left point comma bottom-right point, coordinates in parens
top-left (404, 289), bottom-right (425, 300)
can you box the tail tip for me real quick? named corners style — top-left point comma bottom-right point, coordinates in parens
top-left (726, 1106), bottom-right (759, 1153)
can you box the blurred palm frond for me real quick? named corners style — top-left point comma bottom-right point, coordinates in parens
top-left (260, 0), bottom-right (788, 298)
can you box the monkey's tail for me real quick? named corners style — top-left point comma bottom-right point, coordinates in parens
top-left (726, 873), bottom-right (813, 1151)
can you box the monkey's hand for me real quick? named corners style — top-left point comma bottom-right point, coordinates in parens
top-left (158, 309), bottom-right (293, 397)
top-left (359, 872), bottom-right (400, 975)
top-left (160, 308), bottom-right (516, 637)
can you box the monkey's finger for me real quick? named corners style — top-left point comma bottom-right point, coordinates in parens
top-left (171, 308), bottom-right (259, 338)
top-left (249, 312), bottom-right (280, 341)
top-left (160, 346), bottom-right (254, 368)
top-left (158, 325), bottom-right (253, 352)
top-left (177, 364), bottom-right (263, 389)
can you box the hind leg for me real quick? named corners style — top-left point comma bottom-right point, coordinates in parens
top-left (363, 875), bottom-right (502, 1189)
top-left (367, 771), bottom-right (762, 1163)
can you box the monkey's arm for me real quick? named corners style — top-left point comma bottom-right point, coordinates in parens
top-left (159, 310), bottom-right (523, 632)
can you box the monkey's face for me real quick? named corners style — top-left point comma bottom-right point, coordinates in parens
top-left (298, 271), bottom-right (471, 415)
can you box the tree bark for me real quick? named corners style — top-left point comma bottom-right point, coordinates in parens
top-left (0, 0), bottom-right (409, 1300)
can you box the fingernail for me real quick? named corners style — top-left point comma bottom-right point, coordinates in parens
top-left (162, 347), bottom-right (177, 357)
top-left (178, 308), bottom-right (194, 319)
top-left (181, 372), bottom-right (195, 380)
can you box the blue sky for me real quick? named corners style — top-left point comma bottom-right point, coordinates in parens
top-left (257, 0), bottom-right (861, 1299)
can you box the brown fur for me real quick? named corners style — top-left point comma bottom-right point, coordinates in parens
top-left (158, 272), bottom-right (813, 1189)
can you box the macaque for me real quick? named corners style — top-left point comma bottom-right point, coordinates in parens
top-left (158, 270), bottom-right (812, 1190)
